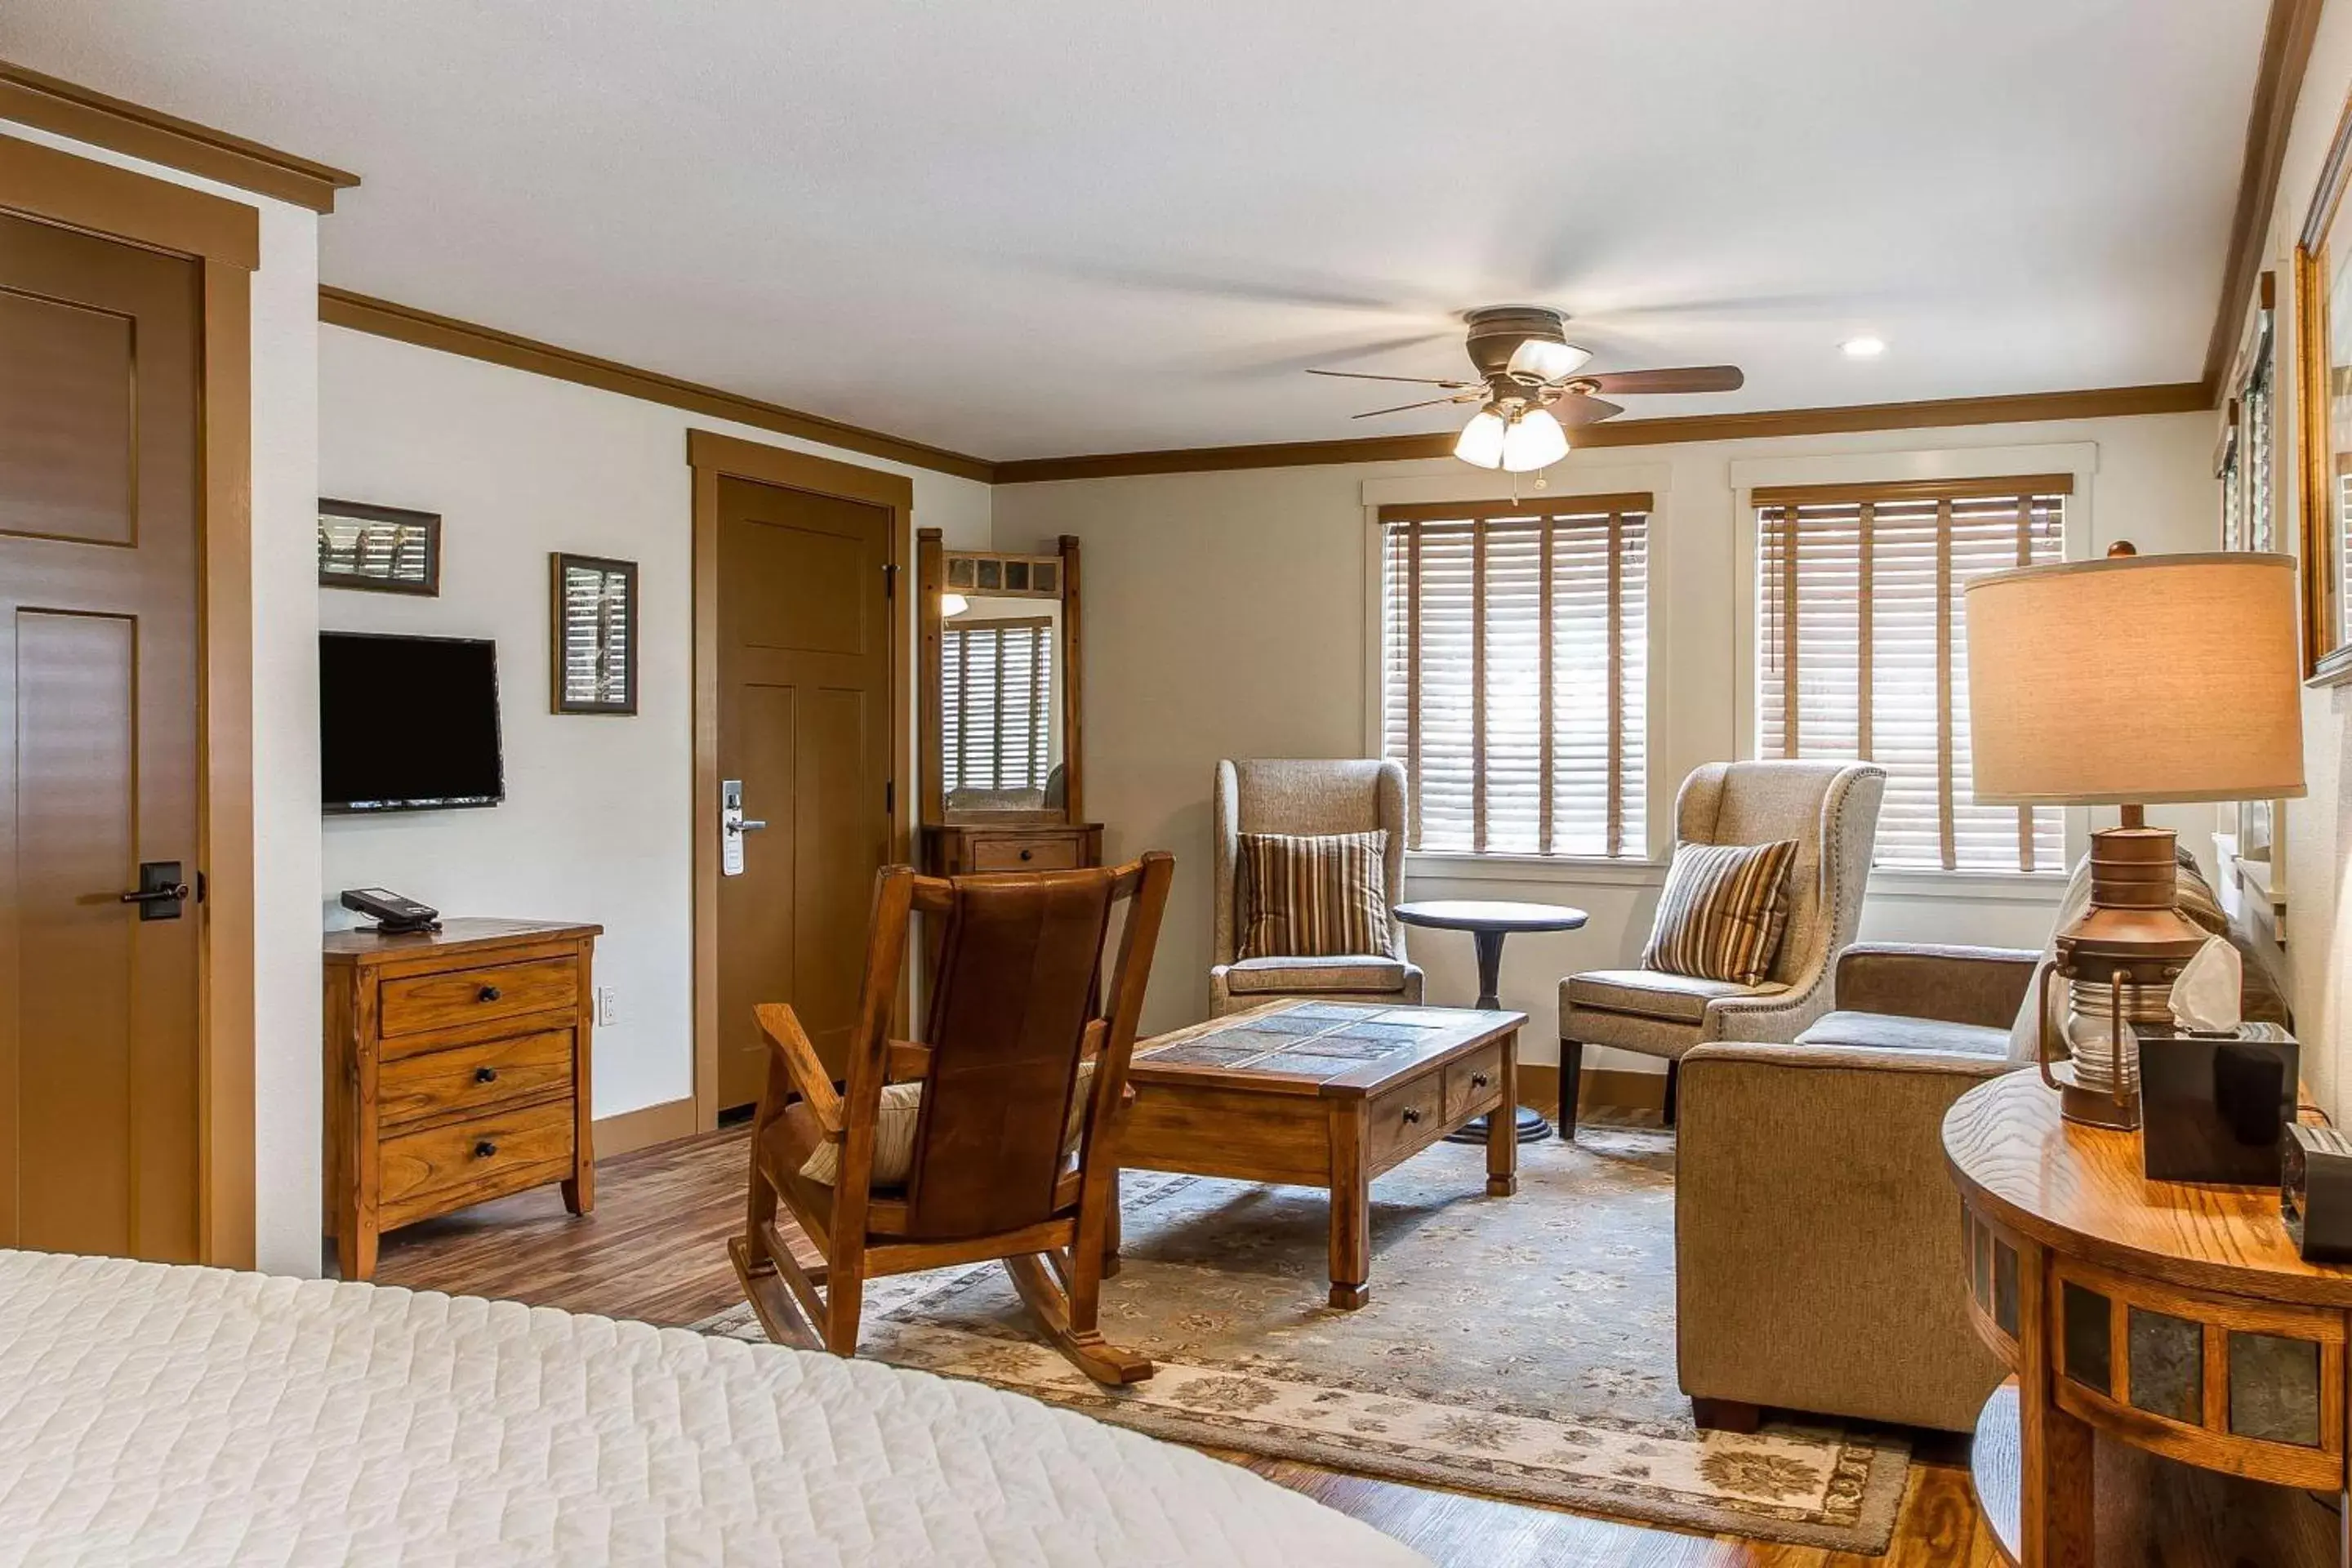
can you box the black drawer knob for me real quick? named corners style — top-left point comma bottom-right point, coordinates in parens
top-left (473, 1139), bottom-right (498, 1160)
top-left (1401, 1107), bottom-right (1422, 1125)
top-left (474, 1067), bottom-right (499, 1085)
top-left (1018, 848), bottom-right (1034, 862)
top-left (1472, 1073), bottom-right (1490, 1089)
top-left (479, 985), bottom-right (502, 1003)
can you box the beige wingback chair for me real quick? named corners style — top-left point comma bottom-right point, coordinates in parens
top-left (1210, 759), bottom-right (1423, 1016)
top-left (1557, 760), bottom-right (1883, 1131)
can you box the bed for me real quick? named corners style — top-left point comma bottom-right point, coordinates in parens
top-left (0, 1250), bottom-right (1426, 1566)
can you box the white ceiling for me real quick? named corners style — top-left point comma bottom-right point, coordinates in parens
top-left (4, 1), bottom-right (2270, 461)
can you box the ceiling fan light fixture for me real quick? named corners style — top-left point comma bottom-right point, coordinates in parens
top-left (1499, 407), bottom-right (1570, 472)
top-left (1454, 408), bottom-right (1509, 469)
top-left (1505, 338), bottom-right (1592, 383)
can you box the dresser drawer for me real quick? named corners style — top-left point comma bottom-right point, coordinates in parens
top-left (377, 1029), bottom-right (575, 1129)
top-left (1444, 1044), bottom-right (1504, 1122)
top-left (377, 1098), bottom-right (577, 1227)
top-left (1365, 1072), bottom-right (1446, 1169)
top-left (969, 835), bottom-right (1081, 871)
top-left (380, 956), bottom-right (578, 1039)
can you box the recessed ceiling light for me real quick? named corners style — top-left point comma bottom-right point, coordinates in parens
top-left (1842, 336), bottom-right (1887, 359)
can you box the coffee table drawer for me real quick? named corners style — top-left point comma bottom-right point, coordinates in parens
top-left (1366, 1073), bottom-right (1446, 1168)
top-left (1445, 1045), bottom-right (1504, 1122)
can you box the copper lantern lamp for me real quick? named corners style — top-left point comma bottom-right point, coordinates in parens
top-left (1964, 546), bottom-right (2305, 1129)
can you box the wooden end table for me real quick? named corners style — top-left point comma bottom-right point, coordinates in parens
top-left (1944, 1070), bottom-right (2350, 1566)
top-left (1118, 999), bottom-right (1524, 1308)
top-left (1391, 900), bottom-right (1587, 1143)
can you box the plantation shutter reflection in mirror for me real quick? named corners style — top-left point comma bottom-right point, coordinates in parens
top-left (1754, 476), bottom-right (2068, 871)
top-left (1380, 494), bottom-right (1649, 858)
top-left (942, 617), bottom-right (1054, 791)
top-left (551, 553), bottom-right (639, 715)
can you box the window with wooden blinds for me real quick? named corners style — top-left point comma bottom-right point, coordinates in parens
top-left (1754, 477), bottom-right (2068, 873)
top-left (1380, 496), bottom-right (1648, 858)
top-left (942, 617), bottom-right (1054, 792)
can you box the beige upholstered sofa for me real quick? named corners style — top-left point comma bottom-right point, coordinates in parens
top-left (1675, 853), bottom-right (2288, 1433)
top-left (1558, 760), bottom-right (1883, 1130)
top-left (1209, 759), bottom-right (1423, 1016)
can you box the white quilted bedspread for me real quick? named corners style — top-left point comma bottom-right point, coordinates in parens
top-left (0, 1251), bottom-right (1427, 1566)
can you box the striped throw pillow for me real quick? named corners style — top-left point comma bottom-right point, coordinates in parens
top-left (1236, 830), bottom-right (1392, 960)
top-left (1641, 840), bottom-right (1800, 987)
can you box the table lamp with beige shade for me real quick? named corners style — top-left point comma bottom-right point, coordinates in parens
top-left (1964, 545), bottom-right (2306, 1129)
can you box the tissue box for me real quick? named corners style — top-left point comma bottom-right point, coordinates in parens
top-left (2285, 1125), bottom-right (2352, 1263)
top-left (2137, 1023), bottom-right (2298, 1186)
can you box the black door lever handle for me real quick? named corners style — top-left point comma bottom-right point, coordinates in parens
top-left (121, 862), bottom-right (190, 921)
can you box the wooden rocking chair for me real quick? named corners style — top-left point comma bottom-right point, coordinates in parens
top-left (729, 852), bottom-right (1174, 1385)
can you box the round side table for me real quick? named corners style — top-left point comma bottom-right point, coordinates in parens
top-left (1943, 1071), bottom-right (2350, 1566)
top-left (1392, 899), bottom-right (1587, 1144)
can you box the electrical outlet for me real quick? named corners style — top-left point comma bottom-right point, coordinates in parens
top-left (595, 986), bottom-right (617, 1027)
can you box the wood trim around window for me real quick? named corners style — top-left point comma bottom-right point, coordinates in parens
top-left (1750, 474), bottom-right (2077, 507)
top-left (685, 429), bottom-right (914, 1132)
top-left (1377, 492), bottom-right (1657, 523)
top-left (0, 56), bottom-right (359, 212)
top-left (1, 128), bottom-right (261, 1268)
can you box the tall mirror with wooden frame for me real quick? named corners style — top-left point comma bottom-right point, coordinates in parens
top-left (2296, 94), bottom-right (2352, 684)
top-left (917, 529), bottom-right (1100, 875)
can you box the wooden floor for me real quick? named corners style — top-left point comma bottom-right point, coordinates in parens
top-left (376, 1125), bottom-right (1999, 1567)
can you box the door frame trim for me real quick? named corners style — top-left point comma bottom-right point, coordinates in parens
top-left (686, 429), bottom-right (913, 1131)
top-left (0, 130), bottom-right (259, 1267)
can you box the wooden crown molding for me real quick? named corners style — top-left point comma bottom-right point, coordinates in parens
top-left (0, 57), bottom-right (359, 213)
top-left (323, 287), bottom-right (996, 484)
top-left (2204, 0), bottom-right (2324, 398)
top-left (991, 382), bottom-right (2210, 484)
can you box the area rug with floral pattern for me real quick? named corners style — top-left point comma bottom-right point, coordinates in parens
top-left (691, 1125), bottom-right (1909, 1552)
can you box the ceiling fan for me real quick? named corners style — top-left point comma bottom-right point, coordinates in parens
top-left (1309, 305), bottom-right (1744, 472)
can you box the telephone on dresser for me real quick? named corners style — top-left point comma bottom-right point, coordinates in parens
top-left (340, 887), bottom-right (442, 934)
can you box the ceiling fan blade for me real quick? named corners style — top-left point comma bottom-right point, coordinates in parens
top-left (1551, 394), bottom-right (1624, 427)
top-left (1308, 368), bottom-right (1479, 389)
top-left (1352, 394), bottom-right (1481, 418)
top-left (1580, 366), bottom-right (1745, 395)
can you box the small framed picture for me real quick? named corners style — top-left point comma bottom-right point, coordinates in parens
top-left (550, 553), bottom-right (638, 715)
top-left (318, 498), bottom-right (439, 595)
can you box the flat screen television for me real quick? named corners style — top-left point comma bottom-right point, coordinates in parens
top-left (320, 631), bottom-right (505, 813)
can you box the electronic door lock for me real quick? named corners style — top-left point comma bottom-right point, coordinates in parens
top-left (722, 780), bottom-right (757, 876)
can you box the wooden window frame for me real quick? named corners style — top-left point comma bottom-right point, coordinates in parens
top-left (1753, 474), bottom-right (2071, 875)
top-left (1377, 493), bottom-right (1652, 862)
top-left (0, 132), bottom-right (260, 1267)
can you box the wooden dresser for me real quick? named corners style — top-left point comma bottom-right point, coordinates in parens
top-left (921, 821), bottom-right (1102, 875)
top-left (324, 920), bottom-right (601, 1281)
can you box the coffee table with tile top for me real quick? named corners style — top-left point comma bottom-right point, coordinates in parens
top-left (1116, 998), bottom-right (1525, 1309)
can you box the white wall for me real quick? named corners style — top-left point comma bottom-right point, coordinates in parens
top-left (318, 327), bottom-right (993, 1122)
top-left (994, 411), bottom-right (2219, 1065)
top-left (0, 122), bottom-right (323, 1275)
top-left (2263, 0), bottom-right (2352, 1120)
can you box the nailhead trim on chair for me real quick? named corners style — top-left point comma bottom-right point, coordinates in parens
top-left (1698, 764), bottom-right (1886, 1044)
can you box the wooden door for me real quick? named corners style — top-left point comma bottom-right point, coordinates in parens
top-left (715, 476), bottom-right (894, 1109)
top-left (0, 209), bottom-right (203, 1259)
